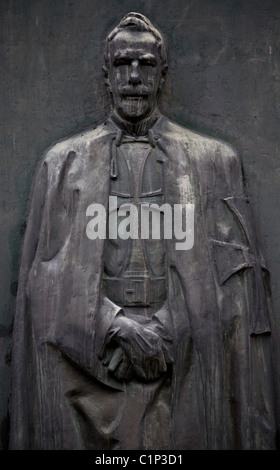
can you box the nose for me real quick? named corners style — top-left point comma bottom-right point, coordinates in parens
top-left (129, 60), bottom-right (141, 85)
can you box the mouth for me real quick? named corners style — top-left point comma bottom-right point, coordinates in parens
top-left (119, 85), bottom-right (150, 99)
top-left (121, 94), bottom-right (148, 99)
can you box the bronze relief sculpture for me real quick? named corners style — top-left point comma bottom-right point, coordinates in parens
top-left (9, 13), bottom-right (277, 449)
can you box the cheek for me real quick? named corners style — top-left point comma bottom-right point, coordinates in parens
top-left (115, 69), bottom-right (121, 82)
top-left (143, 69), bottom-right (161, 87)
top-left (147, 75), bottom-right (156, 86)
top-left (113, 66), bottom-right (130, 85)
top-left (148, 76), bottom-right (161, 94)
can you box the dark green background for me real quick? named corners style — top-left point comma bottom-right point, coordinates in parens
top-left (1, 0), bottom-right (280, 449)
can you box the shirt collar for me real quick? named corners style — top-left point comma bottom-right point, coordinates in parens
top-left (109, 108), bottom-right (161, 137)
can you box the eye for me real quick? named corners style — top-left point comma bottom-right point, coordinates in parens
top-left (113, 58), bottom-right (130, 66)
top-left (139, 58), bottom-right (157, 67)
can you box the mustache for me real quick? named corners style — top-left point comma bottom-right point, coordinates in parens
top-left (119, 85), bottom-right (150, 96)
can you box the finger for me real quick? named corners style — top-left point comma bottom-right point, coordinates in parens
top-left (108, 347), bottom-right (124, 372)
top-left (154, 350), bottom-right (167, 375)
top-left (115, 357), bottom-right (133, 381)
top-left (146, 361), bottom-right (161, 381)
top-left (162, 343), bottom-right (174, 364)
top-left (146, 325), bottom-right (173, 343)
top-left (132, 330), bottom-right (161, 353)
top-left (102, 350), bottom-right (112, 366)
top-left (133, 362), bottom-right (149, 381)
top-left (142, 352), bottom-right (167, 381)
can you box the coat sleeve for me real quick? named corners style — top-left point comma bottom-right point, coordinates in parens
top-left (209, 145), bottom-right (271, 335)
top-left (9, 159), bottom-right (48, 449)
top-left (13, 144), bottom-right (123, 393)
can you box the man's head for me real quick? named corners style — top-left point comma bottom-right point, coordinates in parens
top-left (104, 12), bottom-right (168, 122)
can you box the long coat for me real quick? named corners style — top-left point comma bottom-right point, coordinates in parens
top-left (9, 114), bottom-right (277, 449)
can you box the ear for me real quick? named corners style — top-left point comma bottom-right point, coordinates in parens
top-left (158, 64), bottom-right (168, 91)
top-left (103, 65), bottom-right (112, 92)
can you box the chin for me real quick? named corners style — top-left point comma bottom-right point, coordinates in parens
top-left (118, 97), bottom-right (151, 121)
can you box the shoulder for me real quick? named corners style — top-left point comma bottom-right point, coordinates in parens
top-left (41, 122), bottom-right (112, 168)
top-left (157, 115), bottom-right (238, 165)
top-left (157, 116), bottom-right (245, 195)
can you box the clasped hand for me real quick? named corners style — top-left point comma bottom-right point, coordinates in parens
top-left (104, 315), bottom-right (173, 382)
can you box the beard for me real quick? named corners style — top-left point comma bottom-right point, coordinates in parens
top-left (114, 87), bottom-right (156, 120)
top-left (118, 96), bottom-right (149, 119)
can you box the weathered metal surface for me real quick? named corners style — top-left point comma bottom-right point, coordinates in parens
top-left (1, 3), bottom-right (280, 450)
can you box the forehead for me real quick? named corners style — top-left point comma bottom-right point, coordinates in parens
top-left (109, 30), bottom-right (159, 59)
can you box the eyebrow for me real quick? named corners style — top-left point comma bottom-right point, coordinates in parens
top-left (113, 51), bottom-right (157, 61)
top-left (139, 54), bottom-right (157, 62)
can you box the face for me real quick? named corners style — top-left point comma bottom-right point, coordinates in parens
top-left (107, 30), bottom-right (164, 121)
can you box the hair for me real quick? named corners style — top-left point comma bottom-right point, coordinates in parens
top-left (104, 12), bottom-right (168, 73)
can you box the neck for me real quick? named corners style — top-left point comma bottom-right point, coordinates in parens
top-left (111, 108), bottom-right (160, 136)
